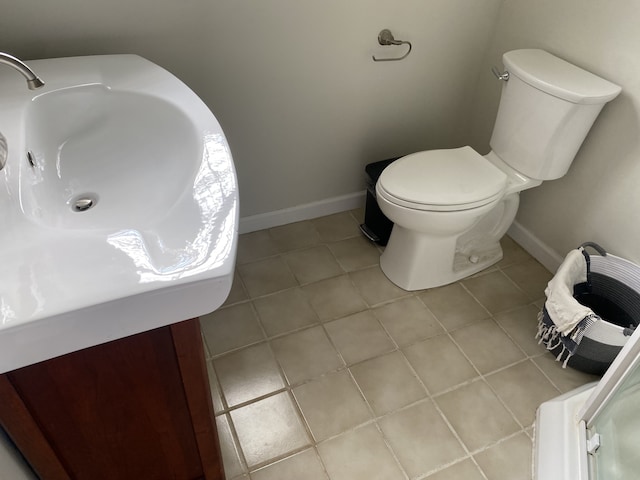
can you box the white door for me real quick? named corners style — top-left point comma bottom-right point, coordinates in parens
top-left (535, 326), bottom-right (640, 480)
top-left (578, 326), bottom-right (640, 478)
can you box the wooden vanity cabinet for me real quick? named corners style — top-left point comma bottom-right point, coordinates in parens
top-left (0, 318), bottom-right (224, 480)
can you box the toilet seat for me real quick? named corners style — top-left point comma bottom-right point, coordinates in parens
top-left (377, 146), bottom-right (508, 212)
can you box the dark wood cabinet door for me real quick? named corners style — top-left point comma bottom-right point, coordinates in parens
top-left (0, 318), bottom-right (224, 480)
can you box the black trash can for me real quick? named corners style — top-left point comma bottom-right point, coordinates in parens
top-left (359, 157), bottom-right (399, 246)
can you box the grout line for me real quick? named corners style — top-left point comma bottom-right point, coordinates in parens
top-left (445, 330), bottom-right (530, 432)
top-left (244, 443), bottom-right (315, 474)
top-left (218, 411), bottom-right (250, 476)
top-left (343, 364), bottom-right (412, 480)
top-left (457, 281), bottom-right (495, 319)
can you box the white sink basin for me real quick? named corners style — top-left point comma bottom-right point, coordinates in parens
top-left (23, 84), bottom-right (200, 229)
top-left (0, 55), bottom-right (238, 373)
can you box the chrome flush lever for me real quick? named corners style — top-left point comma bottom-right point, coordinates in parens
top-left (491, 66), bottom-right (510, 81)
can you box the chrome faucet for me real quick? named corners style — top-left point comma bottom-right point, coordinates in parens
top-left (0, 52), bottom-right (44, 90)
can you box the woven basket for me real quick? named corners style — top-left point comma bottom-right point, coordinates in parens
top-left (539, 242), bottom-right (640, 375)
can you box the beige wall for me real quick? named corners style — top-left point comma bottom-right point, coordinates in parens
top-left (468, 0), bottom-right (640, 265)
top-left (0, 0), bottom-right (503, 217)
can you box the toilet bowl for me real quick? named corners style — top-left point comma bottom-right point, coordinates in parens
top-left (376, 147), bottom-right (522, 290)
top-left (376, 49), bottom-right (621, 291)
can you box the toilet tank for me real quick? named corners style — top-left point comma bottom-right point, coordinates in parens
top-left (490, 49), bottom-right (621, 181)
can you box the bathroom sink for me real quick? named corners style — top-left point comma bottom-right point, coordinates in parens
top-left (0, 55), bottom-right (238, 373)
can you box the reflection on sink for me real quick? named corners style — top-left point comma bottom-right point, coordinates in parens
top-left (0, 55), bottom-right (238, 373)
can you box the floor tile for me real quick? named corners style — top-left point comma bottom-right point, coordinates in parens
top-left (214, 343), bottom-right (285, 407)
top-left (324, 311), bottom-right (395, 365)
top-left (252, 288), bottom-right (319, 337)
top-left (419, 283), bottom-right (489, 331)
top-left (223, 271), bottom-right (248, 307)
top-left (206, 359), bottom-right (225, 414)
top-left (350, 207), bottom-right (365, 224)
top-left (486, 360), bottom-right (560, 427)
top-left (216, 414), bottom-right (246, 478)
top-left (467, 266), bottom-right (499, 279)
top-left (462, 271), bottom-right (529, 314)
top-left (424, 459), bottom-right (485, 480)
top-left (435, 380), bottom-right (520, 452)
top-left (373, 296), bottom-right (444, 346)
top-left (317, 424), bottom-right (405, 480)
top-left (302, 275), bottom-right (367, 321)
top-left (474, 433), bottom-right (532, 480)
top-left (230, 392), bottom-right (309, 467)
top-left (270, 221), bottom-right (321, 252)
top-left (498, 235), bottom-right (532, 268)
top-left (525, 426), bottom-right (534, 440)
top-left (200, 303), bottom-right (264, 355)
top-left (311, 212), bottom-right (361, 242)
top-left (532, 354), bottom-right (600, 393)
top-left (251, 449), bottom-right (329, 480)
top-left (238, 257), bottom-right (298, 298)
top-left (271, 326), bottom-right (344, 385)
top-left (451, 319), bottom-right (525, 374)
top-left (293, 370), bottom-right (371, 442)
top-left (349, 266), bottom-right (407, 306)
top-left (328, 236), bottom-right (381, 272)
top-left (350, 351), bottom-right (426, 416)
top-left (403, 334), bottom-right (477, 394)
top-left (378, 400), bottom-right (466, 478)
top-left (502, 259), bottom-right (553, 300)
top-left (283, 246), bottom-right (344, 284)
top-left (237, 230), bottom-right (279, 265)
top-left (494, 304), bottom-right (547, 357)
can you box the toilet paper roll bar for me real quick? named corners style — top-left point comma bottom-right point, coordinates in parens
top-left (372, 29), bottom-right (412, 62)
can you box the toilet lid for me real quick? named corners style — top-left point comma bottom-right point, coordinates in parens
top-left (377, 147), bottom-right (507, 211)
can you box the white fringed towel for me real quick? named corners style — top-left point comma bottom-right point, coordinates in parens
top-left (544, 249), bottom-right (593, 335)
top-left (537, 247), bottom-right (600, 367)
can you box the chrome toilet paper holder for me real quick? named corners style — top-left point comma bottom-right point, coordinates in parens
top-left (372, 29), bottom-right (412, 62)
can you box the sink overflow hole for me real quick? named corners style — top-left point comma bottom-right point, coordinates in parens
top-left (72, 196), bottom-right (97, 212)
top-left (27, 151), bottom-right (36, 168)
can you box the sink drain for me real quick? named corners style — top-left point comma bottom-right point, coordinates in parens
top-left (71, 194), bottom-right (98, 212)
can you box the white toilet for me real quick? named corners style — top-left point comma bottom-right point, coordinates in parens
top-left (376, 49), bottom-right (621, 291)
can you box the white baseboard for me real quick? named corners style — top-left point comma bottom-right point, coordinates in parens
top-left (239, 191), bottom-right (366, 234)
top-left (507, 220), bottom-right (564, 273)
top-left (239, 198), bottom-right (564, 273)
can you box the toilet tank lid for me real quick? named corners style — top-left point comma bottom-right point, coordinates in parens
top-left (503, 49), bottom-right (621, 105)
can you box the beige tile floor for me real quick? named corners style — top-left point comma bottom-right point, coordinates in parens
top-left (200, 210), bottom-right (600, 480)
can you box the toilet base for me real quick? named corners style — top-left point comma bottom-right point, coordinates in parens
top-left (380, 225), bottom-right (504, 291)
